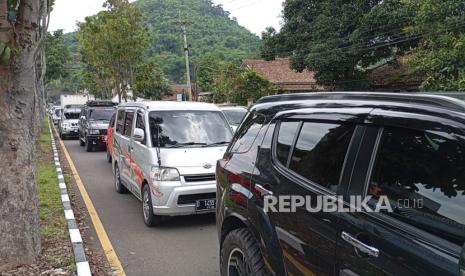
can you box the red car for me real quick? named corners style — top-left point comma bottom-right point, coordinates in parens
top-left (106, 113), bottom-right (116, 163)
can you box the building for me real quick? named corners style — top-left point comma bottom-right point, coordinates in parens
top-left (241, 58), bottom-right (325, 92)
top-left (369, 58), bottom-right (423, 92)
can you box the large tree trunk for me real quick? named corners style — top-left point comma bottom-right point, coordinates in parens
top-left (0, 0), bottom-right (49, 270)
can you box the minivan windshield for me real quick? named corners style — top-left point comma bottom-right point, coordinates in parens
top-left (88, 108), bottom-right (114, 121)
top-left (149, 111), bottom-right (232, 148)
top-left (63, 112), bottom-right (80, 120)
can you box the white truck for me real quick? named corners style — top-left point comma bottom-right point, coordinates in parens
top-left (60, 94), bottom-right (95, 109)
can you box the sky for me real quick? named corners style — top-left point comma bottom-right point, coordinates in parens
top-left (49, 0), bottom-right (284, 36)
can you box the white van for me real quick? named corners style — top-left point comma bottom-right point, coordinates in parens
top-left (112, 101), bottom-right (233, 227)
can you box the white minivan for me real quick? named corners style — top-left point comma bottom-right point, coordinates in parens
top-left (112, 101), bottom-right (233, 226)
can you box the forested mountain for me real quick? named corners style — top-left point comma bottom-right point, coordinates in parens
top-left (61, 0), bottom-right (260, 89)
top-left (137, 0), bottom-right (261, 82)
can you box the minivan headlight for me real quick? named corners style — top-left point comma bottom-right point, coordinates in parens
top-left (151, 167), bottom-right (180, 182)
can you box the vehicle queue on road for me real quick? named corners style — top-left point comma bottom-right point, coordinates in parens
top-left (49, 93), bottom-right (465, 276)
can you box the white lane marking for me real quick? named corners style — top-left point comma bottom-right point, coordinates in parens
top-left (59, 182), bottom-right (67, 189)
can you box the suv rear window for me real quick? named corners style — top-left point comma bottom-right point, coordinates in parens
top-left (275, 121), bottom-right (355, 191)
top-left (88, 108), bottom-right (114, 121)
top-left (368, 126), bottom-right (465, 246)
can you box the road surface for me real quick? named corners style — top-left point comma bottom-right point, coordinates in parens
top-left (63, 140), bottom-right (219, 276)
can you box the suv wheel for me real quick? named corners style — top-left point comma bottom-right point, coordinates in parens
top-left (142, 184), bottom-right (162, 227)
top-left (85, 136), bottom-right (93, 152)
top-left (221, 228), bottom-right (267, 276)
top-left (114, 165), bottom-right (128, 194)
top-left (79, 133), bottom-right (85, 147)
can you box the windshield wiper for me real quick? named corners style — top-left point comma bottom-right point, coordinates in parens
top-left (168, 142), bottom-right (207, 148)
top-left (203, 141), bottom-right (230, 147)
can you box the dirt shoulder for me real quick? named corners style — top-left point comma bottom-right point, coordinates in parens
top-left (52, 126), bottom-right (114, 276)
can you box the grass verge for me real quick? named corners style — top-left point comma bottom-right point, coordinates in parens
top-left (37, 118), bottom-right (74, 270)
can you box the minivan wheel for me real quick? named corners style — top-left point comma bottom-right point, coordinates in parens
top-left (106, 148), bottom-right (112, 163)
top-left (221, 228), bottom-right (267, 276)
top-left (79, 134), bottom-right (85, 147)
top-left (142, 185), bottom-right (162, 227)
top-left (114, 165), bottom-right (128, 194)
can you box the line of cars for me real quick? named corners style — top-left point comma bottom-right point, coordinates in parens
top-left (51, 93), bottom-right (465, 275)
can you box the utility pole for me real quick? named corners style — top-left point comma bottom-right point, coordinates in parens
top-left (181, 22), bottom-right (193, 101)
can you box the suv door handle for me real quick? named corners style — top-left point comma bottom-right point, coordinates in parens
top-left (341, 231), bottom-right (379, 258)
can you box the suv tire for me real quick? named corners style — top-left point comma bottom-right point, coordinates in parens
top-left (220, 228), bottom-right (267, 276)
top-left (85, 136), bottom-right (93, 152)
top-left (79, 134), bottom-right (85, 147)
top-left (114, 165), bottom-right (128, 194)
top-left (142, 184), bottom-right (162, 227)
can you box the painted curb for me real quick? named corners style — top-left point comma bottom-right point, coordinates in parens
top-left (48, 121), bottom-right (92, 276)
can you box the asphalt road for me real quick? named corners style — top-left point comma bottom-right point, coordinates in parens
top-left (63, 140), bottom-right (219, 276)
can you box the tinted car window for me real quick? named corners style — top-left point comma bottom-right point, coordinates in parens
top-left (123, 111), bottom-right (134, 137)
top-left (149, 111), bottom-right (232, 148)
top-left (230, 113), bottom-right (265, 153)
top-left (368, 127), bottom-right (465, 246)
top-left (63, 112), bottom-right (80, 119)
top-left (88, 108), bottom-right (114, 121)
top-left (116, 110), bottom-right (125, 134)
top-left (223, 109), bottom-right (247, 125)
top-left (276, 121), bottom-right (300, 165)
top-left (288, 122), bottom-right (354, 191)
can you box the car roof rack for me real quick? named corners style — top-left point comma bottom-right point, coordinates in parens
top-left (255, 92), bottom-right (465, 113)
top-left (86, 100), bottom-right (117, 107)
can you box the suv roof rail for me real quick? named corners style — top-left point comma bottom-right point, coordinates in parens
top-left (86, 100), bottom-right (117, 107)
top-left (255, 92), bottom-right (465, 113)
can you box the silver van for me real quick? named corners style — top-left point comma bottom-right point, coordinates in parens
top-left (112, 101), bottom-right (233, 226)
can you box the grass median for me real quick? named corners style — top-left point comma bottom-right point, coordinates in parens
top-left (37, 118), bottom-right (75, 271)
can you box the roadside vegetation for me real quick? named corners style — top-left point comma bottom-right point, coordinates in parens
top-left (2, 118), bottom-right (75, 275)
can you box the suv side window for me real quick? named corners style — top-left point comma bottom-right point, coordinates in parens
top-left (289, 122), bottom-right (354, 191)
top-left (116, 110), bottom-right (125, 134)
top-left (230, 112), bottom-right (265, 153)
top-left (368, 126), bottom-right (465, 246)
top-left (123, 111), bottom-right (134, 137)
top-left (135, 112), bottom-right (146, 145)
top-left (276, 121), bottom-right (300, 165)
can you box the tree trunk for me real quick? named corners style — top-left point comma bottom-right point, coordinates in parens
top-left (0, 0), bottom-right (47, 269)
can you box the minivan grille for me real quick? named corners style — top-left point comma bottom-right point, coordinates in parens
top-left (177, 193), bottom-right (216, 205)
top-left (184, 174), bottom-right (216, 183)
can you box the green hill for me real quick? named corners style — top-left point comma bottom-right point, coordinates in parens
top-left (138, 0), bottom-right (261, 81)
top-left (63, 0), bottom-right (260, 85)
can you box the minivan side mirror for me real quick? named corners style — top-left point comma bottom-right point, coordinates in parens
top-left (133, 128), bottom-right (145, 143)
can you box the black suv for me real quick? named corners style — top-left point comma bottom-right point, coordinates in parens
top-left (78, 101), bottom-right (116, 152)
top-left (216, 92), bottom-right (465, 276)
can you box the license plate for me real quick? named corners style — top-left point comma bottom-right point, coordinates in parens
top-left (195, 199), bottom-right (216, 211)
top-left (104, 136), bottom-right (107, 142)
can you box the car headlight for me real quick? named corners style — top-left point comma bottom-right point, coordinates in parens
top-left (89, 129), bottom-right (100, 135)
top-left (151, 167), bottom-right (180, 182)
